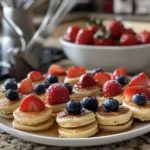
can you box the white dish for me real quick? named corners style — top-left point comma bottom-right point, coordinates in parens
top-left (0, 117), bottom-right (150, 146)
top-left (59, 38), bottom-right (150, 74)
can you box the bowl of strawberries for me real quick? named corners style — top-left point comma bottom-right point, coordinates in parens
top-left (59, 19), bottom-right (150, 73)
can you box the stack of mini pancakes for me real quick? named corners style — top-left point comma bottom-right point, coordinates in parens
top-left (12, 107), bottom-right (54, 131)
top-left (96, 106), bottom-right (133, 132)
top-left (56, 109), bottom-right (99, 138)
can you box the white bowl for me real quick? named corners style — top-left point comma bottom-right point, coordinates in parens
top-left (59, 38), bottom-right (150, 73)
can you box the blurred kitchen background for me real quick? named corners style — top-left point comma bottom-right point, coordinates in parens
top-left (0, 0), bottom-right (150, 80)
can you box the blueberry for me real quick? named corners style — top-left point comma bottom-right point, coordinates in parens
top-left (82, 96), bottom-right (98, 111)
top-left (115, 75), bottom-right (126, 85)
top-left (47, 75), bottom-right (58, 83)
top-left (66, 100), bottom-right (82, 115)
top-left (34, 84), bottom-right (45, 94)
top-left (4, 80), bottom-right (17, 91)
top-left (92, 68), bottom-right (103, 76)
top-left (5, 89), bottom-right (19, 101)
top-left (44, 81), bottom-right (51, 89)
top-left (63, 83), bottom-right (72, 94)
top-left (132, 93), bottom-right (147, 106)
top-left (104, 98), bottom-right (119, 112)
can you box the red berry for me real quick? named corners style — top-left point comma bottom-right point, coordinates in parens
top-left (46, 83), bottom-right (69, 105)
top-left (120, 34), bottom-right (137, 46)
top-left (18, 78), bottom-right (33, 94)
top-left (94, 72), bottom-right (111, 88)
top-left (75, 28), bottom-right (93, 45)
top-left (94, 38), bottom-right (114, 46)
top-left (128, 73), bottom-right (148, 88)
top-left (19, 94), bottom-right (45, 112)
top-left (138, 31), bottom-right (150, 44)
top-left (103, 80), bottom-right (122, 97)
top-left (106, 21), bottom-right (123, 39)
top-left (47, 65), bottom-right (66, 76)
top-left (88, 25), bottom-right (98, 35)
top-left (123, 28), bottom-right (136, 36)
top-left (67, 66), bottom-right (86, 78)
top-left (27, 71), bottom-right (44, 82)
top-left (124, 86), bottom-right (150, 102)
top-left (78, 73), bottom-right (96, 88)
top-left (64, 26), bottom-right (80, 43)
top-left (112, 67), bottom-right (127, 79)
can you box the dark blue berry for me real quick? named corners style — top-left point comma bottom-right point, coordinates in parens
top-left (47, 75), bottom-right (58, 83)
top-left (66, 101), bottom-right (82, 115)
top-left (63, 83), bottom-right (72, 94)
top-left (82, 96), bottom-right (98, 111)
top-left (132, 93), bottom-right (147, 106)
top-left (104, 98), bottom-right (119, 112)
top-left (5, 90), bottom-right (19, 101)
top-left (44, 81), bottom-right (51, 89)
top-left (92, 68), bottom-right (103, 76)
top-left (4, 80), bottom-right (17, 91)
top-left (115, 75), bottom-right (126, 85)
top-left (34, 84), bottom-right (45, 94)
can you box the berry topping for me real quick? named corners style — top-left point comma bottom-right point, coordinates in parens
top-left (92, 68), bottom-right (104, 76)
top-left (88, 24), bottom-right (98, 35)
top-left (5, 90), bottom-right (19, 101)
top-left (115, 75), bottom-right (127, 85)
top-left (18, 78), bottom-right (33, 94)
top-left (66, 100), bottom-right (82, 115)
top-left (19, 94), bottom-right (45, 112)
top-left (104, 98), bottom-right (119, 112)
top-left (103, 80), bottom-right (122, 97)
top-left (78, 73), bottom-right (96, 88)
top-left (128, 73), bottom-right (148, 88)
top-left (27, 71), bottom-right (44, 82)
top-left (63, 83), bottom-right (72, 94)
top-left (94, 72), bottom-right (111, 88)
top-left (4, 80), bottom-right (17, 91)
top-left (132, 93), bottom-right (147, 106)
top-left (120, 34), bottom-right (137, 46)
top-left (34, 84), bottom-right (45, 94)
top-left (112, 67), bottom-right (127, 79)
top-left (47, 65), bottom-right (66, 76)
top-left (124, 86), bottom-right (150, 102)
top-left (47, 74), bottom-right (58, 84)
top-left (67, 66), bottom-right (86, 78)
top-left (44, 81), bottom-right (51, 89)
top-left (46, 83), bottom-right (69, 105)
top-left (138, 31), bottom-right (150, 44)
top-left (82, 96), bottom-right (98, 111)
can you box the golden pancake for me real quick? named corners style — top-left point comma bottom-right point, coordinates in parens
top-left (69, 93), bottom-right (85, 101)
top-left (32, 79), bottom-right (46, 87)
top-left (12, 118), bottom-right (54, 131)
top-left (96, 106), bottom-right (132, 125)
top-left (56, 109), bottom-right (96, 128)
top-left (64, 77), bottom-right (80, 85)
top-left (13, 107), bottom-right (52, 125)
top-left (58, 75), bottom-right (66, 82)
top-left (0, 113), bottom-right (13, 119)
top-left (58, 121), bottom-right (99, 138)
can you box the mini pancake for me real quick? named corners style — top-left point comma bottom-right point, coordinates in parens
top-left (69, 93), bottom-right (85, 101)
top-left (99, 118), bottom-right (133, 132)
top-left (123, 101), bottom-right (150, 121)
top-left (58, 75), bottom-right (66, 82)
top-left (12, 118), bottom-right (54, 132)
top-left (58, 121), bottom-right (99, 138)
top-left (13, 107), bottom-right (52, 125)
top-left (73, 85), bottom-right (100, 97)
top-left (0, 113), bottom-right (13, 119)
top-left (56, 109), bottom-right (96, 128)
top-left (96, 106), bottom-right (132, 125)
top-left (64, 77), bottom-right (80, 85)
top-left (32, 79), bottom-right (46, 87)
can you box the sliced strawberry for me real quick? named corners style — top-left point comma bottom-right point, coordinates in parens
top-left (112, 67), bottom-right (127, 79)
top-left (19, 94), bottom-right (45, 112)
top-left (46, 83), bottom-right (69, 105)
top-left (128, 73), bottom-right (149, 88)
top-left (78, 73), bottom-right (96, 88)
top-left (47, 65), bottom-right (66, 76)
top-left (94, 72), bottom-right (111, 88)
top-left (18, 78), bottom-right (33, 94)
top-left (103, 80), bottom-right (122, 97)
top-left (124, 86), bottom-right (150, 102)
top-left (27, 71), bottom-right (44, 82)
top-left (67, 66), bottom-right (86, 78)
